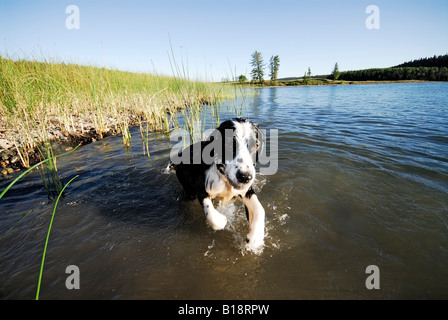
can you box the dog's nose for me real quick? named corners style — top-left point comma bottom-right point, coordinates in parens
top-left (236, 170), bottom-right (252, 184)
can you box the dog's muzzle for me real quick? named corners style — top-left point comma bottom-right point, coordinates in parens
top-left (236, 170), bottom-right (252, 184)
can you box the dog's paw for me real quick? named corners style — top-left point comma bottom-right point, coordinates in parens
top-left (245, 229), bottom-right (265, 252)
top-left (207, 209), bottom-right (228, 231)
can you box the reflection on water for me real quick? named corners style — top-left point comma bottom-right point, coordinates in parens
top-left (1, 83), bottom-right (447, 299)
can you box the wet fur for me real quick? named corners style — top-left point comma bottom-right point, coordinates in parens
top-left (172, 118), bottom-right (266, 249)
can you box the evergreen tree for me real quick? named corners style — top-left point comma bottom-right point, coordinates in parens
top-left (250, 51), bottom-right (265, 84)
top-left (269, 55), bottom-right (280, 81)
top-left (331, 62), bottom-right (340, 80)
top-left (302, 67), bottom-right (312, 85)
top-left (302, 71), bottom-right (309, 85)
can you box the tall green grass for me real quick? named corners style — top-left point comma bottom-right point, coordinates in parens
top-left (0, 54), bottom-right (235, 166)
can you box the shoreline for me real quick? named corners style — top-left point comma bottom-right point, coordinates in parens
top-left (0, 110), bottom-right (173, 178)
top-left (1, 79), bottom-right (443, 178)
top-left (232, 79), bottom-right (438, 88)
top-left (0, 116), bottom-right (125, 177)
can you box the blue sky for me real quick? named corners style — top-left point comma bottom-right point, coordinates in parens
top-left (1, 0), bottom-right (447, 80)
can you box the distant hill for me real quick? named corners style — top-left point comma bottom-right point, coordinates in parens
top-left (337, 54), bottom-right (448, 82)
top-left (279, 55), bottom-right (448, 82)
top-left (393, 54), bottom-right (448, 68)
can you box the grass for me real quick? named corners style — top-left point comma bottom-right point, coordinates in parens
top-left (0, 144), bottom-right (80, 200)
top-left (35, 174), bottom-right (79, 300)
top-left (0, 145), bottom-right (81, 298)
top-left (0, 53), bottom-right (236, 168)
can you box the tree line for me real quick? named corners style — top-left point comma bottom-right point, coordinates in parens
top-left (335, 54), bottom-right (448, 82)
top-left (337, 66), bottom-right (448, 82)
top-left (236, 53), bottom-right (448, 84)
top-left (393, 54), bottom-right (448, 68)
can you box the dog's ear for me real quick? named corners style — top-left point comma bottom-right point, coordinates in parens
top-left (215, 119), bottom-right (237, 163)
top-left (217, 119), bottom-right (235, 133)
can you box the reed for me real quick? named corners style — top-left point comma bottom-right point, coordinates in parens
top-left (0, 144), bottom-right (80, 200)
top-left (0, 146), bottom-right (80, 299)
top-left (0, 53), bottom-right (235, 162)
top-left (138, 118), bottom-right (151, 157)
top-left (35, 174), bottom-right (79, 300)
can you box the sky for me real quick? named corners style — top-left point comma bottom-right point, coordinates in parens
top-left (1, 0), bottom-right (447, 81)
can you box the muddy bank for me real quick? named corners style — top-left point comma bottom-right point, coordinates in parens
top-left (0, 117), bottom-right (132, 177)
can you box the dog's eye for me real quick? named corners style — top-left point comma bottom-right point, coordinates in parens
top-left (216, 163), bottom-right (225, 175)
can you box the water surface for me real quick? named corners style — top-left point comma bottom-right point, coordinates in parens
top-left (1, 82), bottom-right (447, 299)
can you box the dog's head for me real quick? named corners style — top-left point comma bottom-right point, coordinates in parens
top-left (209, 118), bottom-right (264, 190)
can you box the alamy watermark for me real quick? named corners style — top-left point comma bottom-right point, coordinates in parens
top-left (66, 5), bottom-right (80, 30)
top-left (365, 5), bottom-right (380, 30)
top-left (365, 265), bottom-right (380, 290)
top-left (169, 122), bottom-right (278, 176)
top-left (65, 265), bottom-right (80, 290)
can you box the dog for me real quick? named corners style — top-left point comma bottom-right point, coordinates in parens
top-left (171, 118), bottom-right (266, 249)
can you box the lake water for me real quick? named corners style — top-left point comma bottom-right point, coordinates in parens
top-left (1, 83), bottom-right (447, 299)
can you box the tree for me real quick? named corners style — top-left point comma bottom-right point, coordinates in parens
top-left (302, 71), bottom-right (309, 85)
top-left (250, 51), bottom-right (265, 84)
top-left (238, 74), bottom-right (248, 83)
top-left (302, 67), bottom-right (312, 85)
top-left (269, 55), bottom-right (280, 81)
top-left (331, 62), bottom-right (340, 80)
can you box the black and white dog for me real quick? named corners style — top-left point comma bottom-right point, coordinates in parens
top-left (171, 118), bottom-right (266, 249)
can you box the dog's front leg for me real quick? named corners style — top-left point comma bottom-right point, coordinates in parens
top-left (242, 189), bottom-right (265, 249)
top-left (200, 197), bottom-right (227, 230)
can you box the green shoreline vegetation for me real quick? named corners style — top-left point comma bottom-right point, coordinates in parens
top-left (230, 78), bottom-right (436, 88)
top-left (230, 53), bottom-right (448, 87)
top-left (0, 55), bottom-right (236, 175)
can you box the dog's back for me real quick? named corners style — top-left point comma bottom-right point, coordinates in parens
top-left (172, 140), bottom-right (209, 199)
